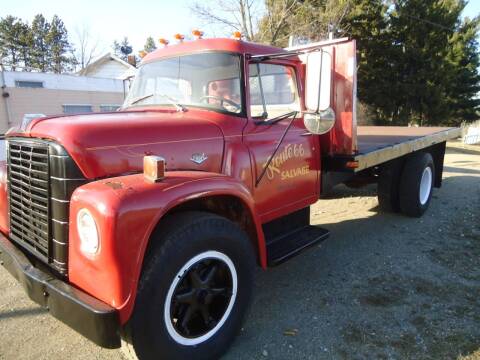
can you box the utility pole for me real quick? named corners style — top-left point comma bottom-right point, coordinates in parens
top-left (0, 63), bottom-right (12, 131)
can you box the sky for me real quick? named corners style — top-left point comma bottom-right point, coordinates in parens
top-left (0, 0), bottom-right (208, 57)
top-left (0, 0), bottom-right (479, 59)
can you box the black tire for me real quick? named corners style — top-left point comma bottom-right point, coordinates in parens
top-left (128, 211), bottom-right (255, 360)
top-left (399, 152), bottom-right (435, 217)
top-left (378, 159), bottom-right (404, 212)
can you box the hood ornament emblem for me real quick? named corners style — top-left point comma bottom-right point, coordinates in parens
top-left (191, 153), bottom-right (208, 164)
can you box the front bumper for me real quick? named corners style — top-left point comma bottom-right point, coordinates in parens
top-left (0, 233), bottom-right (121, 349)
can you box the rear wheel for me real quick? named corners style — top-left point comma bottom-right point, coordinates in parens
top-left (124, 211), bottom-right (255, 360)
top-left (377, 159), bottom-right (403, 212)
top-left (399, 152), bottom-right (435, 217)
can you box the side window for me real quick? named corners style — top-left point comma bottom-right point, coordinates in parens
top-left (249, 63), bottom-right (299, 118)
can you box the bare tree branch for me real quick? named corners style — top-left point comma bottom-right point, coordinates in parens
top-left (72, 24), bottom-right (102, 71)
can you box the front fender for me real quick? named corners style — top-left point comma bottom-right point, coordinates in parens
top-left (68, 171), bottom-right (264, 324)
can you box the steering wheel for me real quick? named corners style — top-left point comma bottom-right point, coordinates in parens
top-left (200, 95), bottom-right (241, 111)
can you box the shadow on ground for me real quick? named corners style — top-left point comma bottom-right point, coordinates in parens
top-left (226, 174), bottom-right (480, 360)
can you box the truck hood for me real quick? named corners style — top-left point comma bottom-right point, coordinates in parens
top-left (17, 109), bottom-right (225, 179)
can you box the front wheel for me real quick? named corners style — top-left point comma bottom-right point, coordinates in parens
top-left (125, 212), bottom-right (255, 360)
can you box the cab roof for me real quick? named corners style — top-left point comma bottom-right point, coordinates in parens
top-left (142, 38), bottom-right (284, 64)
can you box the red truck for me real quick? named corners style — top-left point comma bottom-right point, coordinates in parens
top-left (0, 35), bottom-right (460, 359)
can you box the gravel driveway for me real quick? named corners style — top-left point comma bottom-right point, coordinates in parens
top-left (0, 141), bottom-right (479, 360)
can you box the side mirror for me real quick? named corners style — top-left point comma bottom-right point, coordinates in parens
top-left (304, 50), bottom-right (335, 134)
top-left (303, 108), bottom-right (335, 135)
top-left (305, 50), bottom-right (332, 113)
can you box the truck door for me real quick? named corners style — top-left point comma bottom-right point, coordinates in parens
top-left (243, 62), bottom-right (319, 222)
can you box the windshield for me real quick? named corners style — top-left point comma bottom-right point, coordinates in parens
top-left (123, 52), bottom-right (243, 114)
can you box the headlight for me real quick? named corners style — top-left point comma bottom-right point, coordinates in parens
top-left (77, 208), bottom-right (99, 255)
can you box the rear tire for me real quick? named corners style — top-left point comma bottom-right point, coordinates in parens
top-left (377, 159), bottom-right (403, 212)
top-left (399, 152), bottom-right (435, 217)
top-left (126, 211), bottom-right (255, 360)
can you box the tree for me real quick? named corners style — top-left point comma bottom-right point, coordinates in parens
top-left (341, 0), bottom-right (479, 126)
top-left (257, 0), bottom-right (353, 46)
top-left (17, 20), bottom-right (34, 71)
top-left (190, 0), bottom-right (260, 41)
top-left (144, 36), bottom-right (157, 53)
top-left (112, 39), bottom-right (121, 57)
top-left (113, 36), bottom-right (132, 61)
top-left (256, 0), bottom-right (302, 46)
top-left (0, 16), bottom-right (30, 71)
top-left (31, 14), bottom-right (50, 72)
top-left (73, 24), bottom-right (100, 71)
top-left (342, 0), bottom-right (393, 123)
top-left (47, 15), bottom-right (72, 73)
top-left (444, 15), bottom-right (480, 124)
top-left (0, 14), bottom-right (74, 73)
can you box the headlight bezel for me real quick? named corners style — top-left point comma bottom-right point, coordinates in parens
top-left (76, 208), bottom-right (100, 255)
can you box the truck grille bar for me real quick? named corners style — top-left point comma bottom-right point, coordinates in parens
top-left (7, 138), bottom-right (86, 276)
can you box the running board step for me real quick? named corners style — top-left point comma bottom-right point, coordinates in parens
top-left (266, 225), bottom-right (330, 266)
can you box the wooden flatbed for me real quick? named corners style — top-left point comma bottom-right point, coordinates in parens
top-left (352, 126), bottom-right (462, 171)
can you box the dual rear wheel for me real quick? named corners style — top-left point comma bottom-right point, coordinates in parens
top-left (378, 151), bottom-right (435, 217)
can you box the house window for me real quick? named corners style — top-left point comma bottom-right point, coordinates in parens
top-left (100, 104), bottom-right (121, 112)
top-left (62, 104), bottom-right (93, 114)
top-left (15, 80), bottom-right (44, 88)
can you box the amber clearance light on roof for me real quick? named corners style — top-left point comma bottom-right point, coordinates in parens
top-left (232, 31), bottom-right (242, 40)
top-left (174, 33), bottom-right (185, 43)
top-left (192, 29), bottom-right (204, 39)
top-left (158, 38), bottom-right (169, 47)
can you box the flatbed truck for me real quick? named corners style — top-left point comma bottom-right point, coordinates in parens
top-left (0, 35), bottom-right (460, 359)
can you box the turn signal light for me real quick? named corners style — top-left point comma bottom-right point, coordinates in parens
top-left (144, 155), bottom-right (166, 183)
top-left (158, 38), bottom-right (169, 46)
top-left (174, 33), bottom-right (185, 43)
top-left (192, 29), bottom-right (204, 39)
top-left (345, 161), bottom-right (359, 169)
top-left (139, 50), bottom-right (147, 58)
top-left (232, 31), bottom-right (242, 40)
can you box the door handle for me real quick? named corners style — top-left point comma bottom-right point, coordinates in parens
top-left (300, 132), bottom-right (313, 136)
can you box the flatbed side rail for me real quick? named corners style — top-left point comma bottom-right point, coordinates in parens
top-left (352, 127), bottom-right (461, 172)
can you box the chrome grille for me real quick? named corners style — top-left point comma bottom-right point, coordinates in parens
top-left (7, 138), bottom-right (86, 275)
top-left (8, 140), bottom-right (50, 261)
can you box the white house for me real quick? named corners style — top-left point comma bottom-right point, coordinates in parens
top-left (77, 53), bottom-right (137, 80)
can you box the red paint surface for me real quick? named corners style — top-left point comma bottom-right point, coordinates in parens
top-left (68, 172), bottom-right (264, 323)
top-left (320, 39), bottom-right (357, 155)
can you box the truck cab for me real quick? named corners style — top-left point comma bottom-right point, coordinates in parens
top-left (0, 35), bottom-right (460, 360)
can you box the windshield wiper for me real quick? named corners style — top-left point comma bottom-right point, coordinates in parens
top-left (255, 110), bottom-right (298, 125)
top-left (129, 93), bottom-right (154, 106)
top-left (159, 94), bottom-right (186, 112)
top-left (126, 94), bottom-right (186, 112)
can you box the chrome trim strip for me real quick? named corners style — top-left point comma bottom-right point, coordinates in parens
top-left (52, 218), bottom-right (68, 225)
top-left (53, 238), bottom-right (67, 246)
top-left (51, 197), bottom-right (70, 203)
top-left (50, 176), bottom-right (85, 181)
